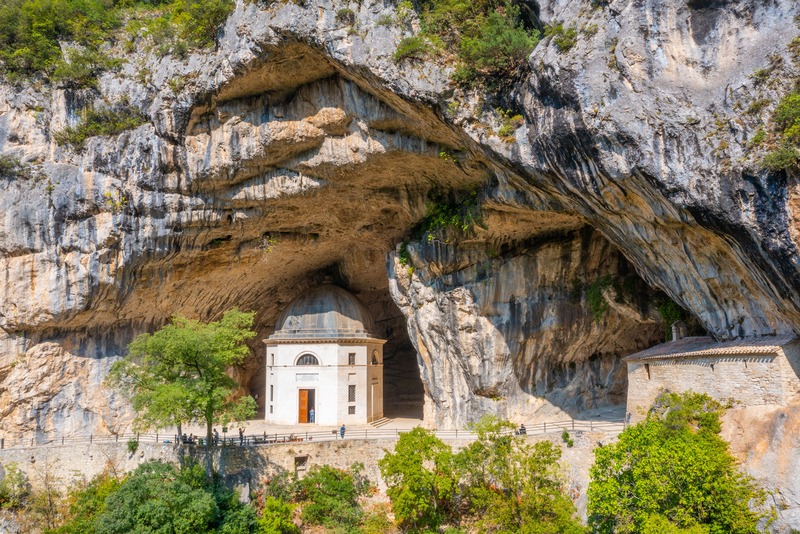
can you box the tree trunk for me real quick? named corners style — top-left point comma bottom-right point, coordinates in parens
top-left (205, 415), bottom-right (213, 478)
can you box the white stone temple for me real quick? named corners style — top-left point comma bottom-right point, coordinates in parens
top-left (264, 284), bottom-right (385, 426)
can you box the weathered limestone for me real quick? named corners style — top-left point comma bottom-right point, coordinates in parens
top-left (389, 228), bottom-right (664, 427)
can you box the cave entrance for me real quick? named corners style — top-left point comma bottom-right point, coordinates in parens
top-left (373, 310), bottom-right (425, 421)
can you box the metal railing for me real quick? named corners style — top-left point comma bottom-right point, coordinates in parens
top-left (0, 419), bottom-right (625, 451)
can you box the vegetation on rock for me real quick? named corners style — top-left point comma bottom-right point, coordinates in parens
top-left (761, 89), bottom-right (800, 171)
top-left (0, 0), bottom-right (234, 83)
top-left (395, 0), bottom-right (540, 84)
top-left (54, 104), bottom-right (147, 149)
top-left (413, 188), bottom-right (482, 244)
top-left (588, 391), bottom-right (772, 534)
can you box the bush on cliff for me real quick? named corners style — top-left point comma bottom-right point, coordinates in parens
top-left (587, 392), bottom-right (772, 534)
top-left (396, 0), bottom-right (540, 84)
top-left (0, 0), bottom-right (234, 82)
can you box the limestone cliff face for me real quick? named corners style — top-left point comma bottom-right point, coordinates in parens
top-left (389, 228), bottom-right (663, 427)
top-left (0, 0), bottom-right (798, 442)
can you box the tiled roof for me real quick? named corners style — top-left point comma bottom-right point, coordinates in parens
top-left (624, 335), bottom-right (797, 361)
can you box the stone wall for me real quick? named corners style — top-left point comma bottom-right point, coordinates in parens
top-left (626, 350), bottom-right (800, 421)
top-left (0, 432), bottom-right (609, 519)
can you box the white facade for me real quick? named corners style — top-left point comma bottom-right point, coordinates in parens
top-left (263, 285), bottom-right (385, 426)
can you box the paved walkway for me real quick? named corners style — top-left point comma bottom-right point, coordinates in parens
top-left (0, 406), bottom-right (627, 450)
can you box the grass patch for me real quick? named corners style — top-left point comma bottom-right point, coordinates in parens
top-left (544, 22), bottom-right (578, 52)
top-left (394, 36), bottom-right (431, 62)
top-left (746, 98), bottom-right (771, 115)
top-left (336, 7), bottom-right (355, 25)
top-left (54, 105), bottom-right (147, 149)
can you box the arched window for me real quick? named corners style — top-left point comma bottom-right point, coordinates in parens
top-left (296, 354), bottom-right (319, 366)
top-left (371, 350), bottom-right (380, 365)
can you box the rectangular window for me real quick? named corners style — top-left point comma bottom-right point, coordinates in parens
top-left (294, 456), bottom-right (308, 473)
top-left (270, 385), bottom-right (274, 401)
top-left (348, 406), bottom-right (356, 415)
top-left (270, 354), bottom-right (274, 366)
top-left (348, 385), bottom-right (356, 402)
top-left (644, 363), bottom-right (651, 380)
top-left (269, 405), bottom-right (273, 414)
top-left (348, 353), bottom-right (356, 365)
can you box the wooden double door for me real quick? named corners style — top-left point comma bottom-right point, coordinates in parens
top-left (298, 389), bottom-right (316, 423)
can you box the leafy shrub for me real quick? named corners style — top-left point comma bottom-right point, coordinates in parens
top-left (656, 297), bottom-right (685, 340)
top-left (296, 465), bottom-right (365, 530)
top-left (336, 7), bottom-right (355, 25)
top-left (50, 472), bottom-right (120, 534)
top-left (0, 463), bottom-right (30, 509)
top-left (587, 274), bottom-right (612, 322)
top-left (561, 429), bottom-right (574, 447)
top-left (54, 105), bottom-right (147, 149)
top-left (258, 496), bottom-right (298, 534)
top-left (774, 92), bottom-right (800, 140)
top-left (456, 416), bottom-right (585, 533)
top-left (393, 36), bottom-right (430, 62)
top-left (760, 90), bottom-right (800, 172)
top-left (171, 0), bottom-right (234, 48)
top-left (379, 427), bottom-right (456, 530)
top-left (396, 0), bottom-right (539, 83)
top-left (496, 109), bottom-right (524, 139)
top-left (94, 461), bottom-right (222, 533)
top-left (0, 155), bottom-right (40, 180)
top-left (763, 143), bottom-right (800, 171)
top-left (126, 439), bottom-right (139, 454)
top-left (376, 14), bottom-right (393, 26)
top-left (51, 47), bottom-right (123, 88)
top-left (414, 188), bottom-right (482, 243)
top-left (458, 4), bottom-right (540, 78)
top-left (545, 22), bottom-right (578, 52)
top-left (381, 418), bottom-right (585, 532)
top-left (588, 392), bottom-right (772, 534)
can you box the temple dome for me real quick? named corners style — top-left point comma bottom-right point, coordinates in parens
top-left (270, 284), bottom-right (376, 340)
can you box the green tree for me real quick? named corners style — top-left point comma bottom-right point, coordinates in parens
top-left (49, 472), bottom-right (121, 534)
top-left (455, 415), bottom-right (585, 533)
top-left (379, 427), bottom-right (457, 531)
top-left (94, 461), bottom-right (219, 533)
top-left (296, 465), bottom-right (368, 531)
top-left (588, 392), bottom-right (771, 534)
top-left (108, 309), bottom-right (257, 476)
top-left (0, 462), bottom-right (30, 510)
top-left (257, 496), bottom-right (298, 534)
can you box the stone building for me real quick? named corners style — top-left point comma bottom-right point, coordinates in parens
top-left (625, 334), bottom-right (800, 422)
top-left (264, 284), bottom-right (385, 426)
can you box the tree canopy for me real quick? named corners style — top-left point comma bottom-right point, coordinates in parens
top-left (587, 392), bottom-right (772, 534)
top-left (379, 417), bottom-right (585, 533)
top-left (108, 309), bottom-right (257, 475)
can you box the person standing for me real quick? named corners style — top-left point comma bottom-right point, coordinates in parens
top-left (340, 424), bottom-right (346, 439)
top-left (309, 408), bottom-right (315, 423)
top-left (239, 427), bottom-right (244, 446)
top-left (213, 428), bottom-right (220, 446)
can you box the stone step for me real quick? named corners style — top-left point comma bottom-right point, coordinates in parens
top-left (369, 417), bottom-right (391, 428)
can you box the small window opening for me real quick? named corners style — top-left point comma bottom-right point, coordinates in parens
top-left (270, 385), bottom-right (273, 401)
top-left (644, 363), bottom-right (651, 380)
top-left (348, 353), bottom-right (356, 365)
top-left (294, 455), bottom-right (308, 474)
top-left (348, 385), bottom-right (356, 402)
top-left (297, 354), bottom-right (319, 366)
top-left (348, 406), bottom-right (356, 415)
